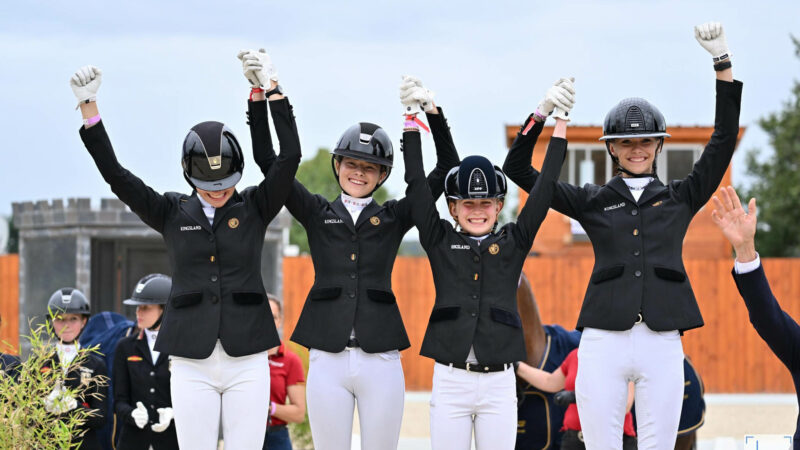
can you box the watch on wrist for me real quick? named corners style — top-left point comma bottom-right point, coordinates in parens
top-left (264, 84), bottom-right (284, 97)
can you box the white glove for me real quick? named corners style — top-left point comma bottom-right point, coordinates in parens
top-left (44, 383), bottom-right (78, 415)
top-left (69, 65), bottom-right (102, 105)
top-left (237, 49), bottom-right (278, 88)
top-left (694, 22), bottom-right (730, 61)
top-left (131, 401), bottom-right (148, 429)
top-left (151, 407), bottom-right (174, 433)
top-left (399, 75), bottom-right (435, 114)
top-left (536, 77), bottom-right (575, 120)
top-left (553, 106), bottom-right (570, 122)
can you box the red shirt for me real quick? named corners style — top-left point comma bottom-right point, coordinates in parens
top-left (268, 343), bottom-right (306, 426)
top-left (559, 349), bottom-right (636, 436)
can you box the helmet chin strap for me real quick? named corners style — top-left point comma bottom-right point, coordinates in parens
top-left (148, 311), bottom-right (164, 331)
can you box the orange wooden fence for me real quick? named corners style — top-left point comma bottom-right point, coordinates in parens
top-left (283, 256), bottom-right (799, 393)
top-left (0, 254), bottom-right (19, 352)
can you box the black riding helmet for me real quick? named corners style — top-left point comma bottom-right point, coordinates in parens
top-left (124, 274), bottom-right (171, 331)
top-left (444, 155), bottom-right (507, 200)
top-left (48, 288), bottom-right (91, 316)
top-left (331, 123), bottom-right (393, 193)
top-left (47, 288), bottom-right (91, 342)
top-left (182, 121), bottom-right (244, 191)
top-left (599, 98), bottom-right (671, 177)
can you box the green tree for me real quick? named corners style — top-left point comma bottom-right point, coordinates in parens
top-left (742, 37), bottom-right (800, 256)
top-left (289, 148), bottom-right (390, 254)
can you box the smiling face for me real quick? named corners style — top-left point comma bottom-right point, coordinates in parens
top-left (449, 198), bottom-right (504, 236)
top-left (196, 186), bottom-right (235, 208)
top-left (136, 304), bottom-right (163, 330)
top-left (335, 157), bottom-right (387, 198)
top-left (52, 314), bottom-right (87, 343)
top-left (608, 137), bottom-right (661, 176)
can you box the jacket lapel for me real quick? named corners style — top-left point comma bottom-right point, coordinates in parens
top-left (330, 196), bottom-right (356, 233)
top-left (179, 193), bottom-right (213, 233)
top-left (355, 200), bottom-right (383, 229)
top-left (212, 190), bottom-right (243, 230)
top-left (637, 178), bottom-right (667, 206)
top-left (456, 232), bottom-right (482, 257)
top-left (605, 176), bottom-right (637, 204)
top-left (135, 334), bottom-right (155, 366)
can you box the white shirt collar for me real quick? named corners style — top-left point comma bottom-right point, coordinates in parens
top-left (622, 177), bottom-right (654, 191)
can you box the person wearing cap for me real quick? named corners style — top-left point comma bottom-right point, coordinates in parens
top-left (502, 23), bottom-right (742, 448)
top-left (403, 78), bottom-right (573, 449)
top-left (242, 66), bottom-right (460, 450)
top-left (113, 274), bottom-right (178, 450)
top-left (71, 56), bottom-right (300, 449)
top-left (43, 288), bottom-right (109, 450)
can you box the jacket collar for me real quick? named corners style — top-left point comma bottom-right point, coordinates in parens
top-left (637, 178), bottom-right (666, 206)
top-left (179, 191), bottom-right (242, 233)
top-left (354, 200), bottom-right (383, 229)
top-left (211, 190), bottom-right (243, 230)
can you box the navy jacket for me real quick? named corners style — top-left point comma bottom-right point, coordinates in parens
top-left (80, 99), bottom-right (301, 358)
top-left (732, 264), bottom-right (800, 446)
top-left (404, 129), bottom-right (566, 365)
top-left (503, 80), bottom-right (743, 332)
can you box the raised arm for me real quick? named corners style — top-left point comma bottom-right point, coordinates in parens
top-left (512, 112), bottom-right (569, 250)
top-left (73, 66), bottom-right (170, 232)
top-left (502, 78), bottom-right (584, 219)
top-left (712, 186), bottom-right (800, 371)
top-left (681, 22), bottom-right (743, 213)
top-left (402, 121), bottom-right (447, 249)
top-left (239, 49), bottom-right (318, 225)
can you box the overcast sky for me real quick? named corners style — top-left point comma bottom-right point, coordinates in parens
top-left (1, 0), bottom-right (798, 217)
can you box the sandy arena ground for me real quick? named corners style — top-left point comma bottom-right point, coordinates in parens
top-left (345, 392), bottom-right (797, 450)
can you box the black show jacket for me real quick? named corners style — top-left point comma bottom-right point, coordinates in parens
top-left (404, 130), bottom-right (566, 365)
top-left (42, 352), bottom-right (109, 450)
top-left (113, 331), bottom-right (178, 450)
top-left (80, 98), bottom-right (301, 358)
top-left (502, 79), bottom-right (743, 332)
top-left (247, 101), bottom-right (461, 353)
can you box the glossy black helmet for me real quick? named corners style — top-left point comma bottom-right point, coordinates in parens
top-left (124, 274), bottom-right (171, 306)
top-left (444, 155), bottom-right (507, 200)
top-left (182, 121), bottom-right (244, 191)
top-left (47, 288), bottom-right (91, 316)
top-left (331, 122), bottom-right (393, 187)
top-left (599, 98), bottom-right (671, 141)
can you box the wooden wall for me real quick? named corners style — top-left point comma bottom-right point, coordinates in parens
top-left (0, 255), bottom-right (19, 352)
top-left (283, 256), bottom-right (798, 393)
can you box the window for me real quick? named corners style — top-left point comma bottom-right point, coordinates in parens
top-left (558, 144), bottom-right (703, 236)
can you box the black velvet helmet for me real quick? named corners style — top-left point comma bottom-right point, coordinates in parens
top-left (331, 122), bottom-right (393, 188)
top-left (182, 121), bottom-right (244, 191)
top-left (444, 155), bottom-right (507, 200)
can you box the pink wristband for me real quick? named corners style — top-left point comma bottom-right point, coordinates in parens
top-left (270, 401), bottom-right (277, 415)
top-left (83, 114), bottom-right (101, 127)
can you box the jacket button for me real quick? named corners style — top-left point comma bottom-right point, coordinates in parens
top-left (351, 235), bottom-right (357, 242)
top-left (633, 229), bottom-right (639, 236)
top-left (349, 292), bottom-right (356, 299)
top-left (211, 295), bottom-right (218, 303)
top-left (631, 209), bottom-right (639, 216)
top-left (210, 256), bottom-right (215, 262)
top-left (210, 275), bottom-right (218, 282)
top-left (149, 388), bottom-right (155, 393)
top-left (634, 270), bottom-right (642, 277)
top-left (150, 404), bottom-right (155, 409)
top-left (473, 273), bottom-right (479, 281)
top-left (473, 255), bottom-right (480, 263)
top-left (633, 249), bottom-right (641, 256)
top-left (350, 253), bottom-right (357, 261)
top-left (470, 312), bottom-right (477, 317)
top-left (350, 273), bottom-right (357, 279)
top-left (150, 371), bottom-right (155, 376)
top-left (472, 294), bottom-right (478, 299)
